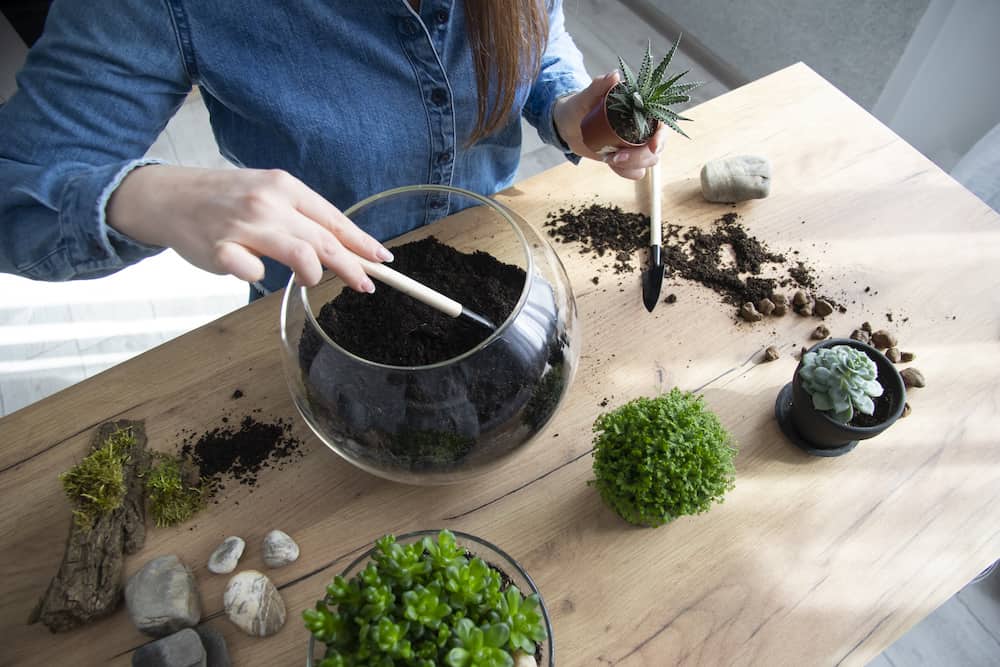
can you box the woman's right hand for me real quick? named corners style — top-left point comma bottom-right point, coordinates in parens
top-left (106, 164), bottom-right (392, 291)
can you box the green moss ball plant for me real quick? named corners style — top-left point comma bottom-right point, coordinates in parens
top-left (590, 388), bottom-right (737, 527)
top-left (304, 529), bottom-right (547, 667)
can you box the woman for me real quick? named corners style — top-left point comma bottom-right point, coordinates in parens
top-left (0, 1), bottom-right (665, 297)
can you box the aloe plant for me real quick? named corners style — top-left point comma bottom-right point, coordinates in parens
top-left (608, 36), bottom-right (704, 141)
top-left (799, 345), bottom-right (883, 423)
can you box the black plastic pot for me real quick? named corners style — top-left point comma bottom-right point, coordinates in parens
top-left (775, 338), bottom-right (906, 456)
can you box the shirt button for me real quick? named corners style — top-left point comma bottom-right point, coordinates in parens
top-left (399, 18), bottom-right (420, 35)
top-left (434, 9), bottom-right (449, 24)
top-left (436, 150), bottom-right (452, 165)
top-left (430, 88), bottom-right (448, 106)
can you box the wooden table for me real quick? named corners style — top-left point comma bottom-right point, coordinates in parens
top-left (3, 63), bottom-right (999, 666)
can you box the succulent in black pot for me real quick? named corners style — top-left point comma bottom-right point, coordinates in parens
top-left (775, 338), bottom-right (906, 456)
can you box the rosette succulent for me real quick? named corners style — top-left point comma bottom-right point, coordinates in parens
top-left (608, 36), bottom-right (704, 142)
top-left (799, 345), bottom-right (883, 423)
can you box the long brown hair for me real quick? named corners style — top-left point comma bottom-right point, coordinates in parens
top-left (464, 1), bottom-right (549, 143)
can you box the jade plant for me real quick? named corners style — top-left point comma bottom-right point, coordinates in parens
top-left (590, 388), bottom-right (736, 527)
top-left (608, 36), bottom-right (703, 142)
top-left (304, 529), bottom-right (546, 666)
top-left (799, 345), bottom-right (883, 423)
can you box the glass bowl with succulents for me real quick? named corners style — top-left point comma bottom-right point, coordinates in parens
top-left (775, 339), bottom-right (906, 456)
top-left (304, 529), bottom-right (553, 667)
top-left (280, 185), bottom-right (580, 485)
top-left (580, 36), bottom-right (703, 154)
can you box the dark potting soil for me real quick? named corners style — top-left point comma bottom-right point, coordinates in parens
top-left (850, 372), bottom-right (900, 428)
top-left (180, 415), bottom-right (302, 495)
top-left (545, 205), bottom-right (799, 310)
top-left (307, 237), bottom-right (525, 366)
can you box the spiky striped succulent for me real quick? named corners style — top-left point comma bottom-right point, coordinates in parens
top-left (608, 37), bottom-right (703, 142)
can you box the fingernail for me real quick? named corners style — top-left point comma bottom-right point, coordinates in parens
top-left (362, 278), bottom-right (376, 294)
top-left (376, 246), bottom-right (394, 262)
top-left (613, 151), bottom-right (630, 164)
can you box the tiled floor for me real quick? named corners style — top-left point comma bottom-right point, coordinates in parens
top-left (1, 2), bottom-right (996, 663)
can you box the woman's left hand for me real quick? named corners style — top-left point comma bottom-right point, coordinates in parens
top-left (552, 71), bottom-right (667, 181)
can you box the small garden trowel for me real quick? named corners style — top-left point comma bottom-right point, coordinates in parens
top-left (356, 256), bottom-right (497, 333)
top-left (641, 162), bottom-right (664, 312)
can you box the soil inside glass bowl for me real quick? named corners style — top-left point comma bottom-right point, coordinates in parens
top-left (302, 236), bottom-right (524, 366)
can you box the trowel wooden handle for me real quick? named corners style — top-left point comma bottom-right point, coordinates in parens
top-left (356, 257), bottom-right (463, 319)
top-left (649, 162), bottom-right (662, 247)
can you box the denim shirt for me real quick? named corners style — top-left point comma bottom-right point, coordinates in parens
top-left (0, 0), bottom-right (589, 293)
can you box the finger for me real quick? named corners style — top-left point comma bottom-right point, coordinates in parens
top-left (607, 149), bottom-right (659, 171)
top-left (243, 228), bottom-right (326, 287)
top-left (278, 208), bottom-right (376, 293)
top-left (611, 166), bottom-right (647, 181)
top-left (287, 178), bottom-right (393, 262)
top-left (647, 123), bottom-right (669, 154)
top-left (214, 241), bottom-right (266, 283)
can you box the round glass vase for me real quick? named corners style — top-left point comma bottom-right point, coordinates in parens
top-left (280, 185), bottom-right (580, 485)
top-left (305, 530), bottom-right (555, 667)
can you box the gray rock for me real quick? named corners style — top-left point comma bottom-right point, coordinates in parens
top-left (132, 628), bottom-right (205, 667)
top-left (223, 570), bottom-right (286, 637)
top-left (901, 367), bottom-right (926, 388)
top-left (814, 299), bottom-right (834, 317)
top-left (126, 555), bottom-right (201, 637)
top-left (262, 530), bottom-right (299, 568)
top-left (208, 537), bottom-right (245, 575)
top-left (194, 625), bottom-right (231, 667)
top-left (700, 155), bottom-right (771, 202)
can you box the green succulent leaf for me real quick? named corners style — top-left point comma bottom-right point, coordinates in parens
top-left (800, 346), bottom-right (884, 423)
top-left (636, 41), bottom-right (654, 94)
top-left (650, 35), bottom-right (680, 86)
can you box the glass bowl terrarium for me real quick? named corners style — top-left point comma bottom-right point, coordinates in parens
top-left (305, 530), bottom-right (554, 666)
top-left (280, 185), bottom-right (579, 485)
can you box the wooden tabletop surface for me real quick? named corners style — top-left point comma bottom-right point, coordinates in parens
top-left (3, 63), bottom-right (1000, 666)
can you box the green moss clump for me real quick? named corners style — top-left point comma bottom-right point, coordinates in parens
top-left (60, 427), bottom-right (135, 530)
top-left (145, 454), bottom-right (204, 528)
top-left (590, 388), bottom-right (737, 527)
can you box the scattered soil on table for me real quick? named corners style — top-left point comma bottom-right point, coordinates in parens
top-left (180, 415), bottom-right (302, 495)
top-left (305, 237), bottom-right (524, 366)
top-left (545, 205), bottom-right (827, 315)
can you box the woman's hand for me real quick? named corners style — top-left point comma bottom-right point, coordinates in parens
top-left (107, 165), bottom-right (392, 291)
top-left (552, 71), bottom-right (667, 180)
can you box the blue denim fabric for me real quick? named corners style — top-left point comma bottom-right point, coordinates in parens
top-left (0, 0), bottom-right (589, 293)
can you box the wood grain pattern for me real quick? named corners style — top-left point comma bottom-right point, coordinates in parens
top-left (3, 63), bottom-right (999, 666)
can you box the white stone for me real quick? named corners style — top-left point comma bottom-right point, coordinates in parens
top-left (262, 530), bottom-right (299, 568)
top-left (700, 155), bottom-right (771, 202)
top-left (514, 653), bottom-right (538, 667)
top-left (207, 536), bottom-right (246, 574)
top-left (223, 570), bottom-right (286, 637)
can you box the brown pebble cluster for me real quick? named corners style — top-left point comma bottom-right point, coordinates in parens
top-left (740, 289), bottom-right (840, 323)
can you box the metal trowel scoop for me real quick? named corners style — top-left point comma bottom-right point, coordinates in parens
top-left (641, 162), bottom-right (665, 312)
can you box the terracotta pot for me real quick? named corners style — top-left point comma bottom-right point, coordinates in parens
top-left (580, 85), bottom-right (656, 155)
top-left (775, 338), bottom-right (906, 456)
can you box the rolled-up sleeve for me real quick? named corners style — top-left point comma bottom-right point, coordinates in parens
top-left (0, 0), bottom-right (192, 281)
top-left (521, 0), bottom-right (591, 159)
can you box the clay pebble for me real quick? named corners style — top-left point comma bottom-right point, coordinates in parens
top-left (764, 345), bottom-right (780, 361)
top-left (740, 302), bottom-right (763, 322)
top-left (811, 325), bottom-right (830, 340)
top-left (901, 368), bottom-right (926, 388)
top-left (700, 155), bottom-right (771, 203)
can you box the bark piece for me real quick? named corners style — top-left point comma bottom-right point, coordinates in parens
top-left (30, 420), bottom-right (149, 632)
